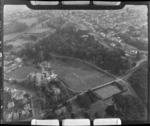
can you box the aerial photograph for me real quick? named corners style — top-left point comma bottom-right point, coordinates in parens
top-left (3, 4), bottom-right (148, 122)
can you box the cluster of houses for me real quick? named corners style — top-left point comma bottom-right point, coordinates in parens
top-left (4, 54), bottom-right (23, 74)
top-left (27, 68), bottom-right (57, 86)
top-left (121, 44), bottom-right (138, 59)
top-left (4, 87), bottom-right (33, 122)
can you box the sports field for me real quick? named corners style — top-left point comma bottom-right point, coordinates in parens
top-left (50, 59), bottom-right (116, 92)
top-left (6, 65), bottom-right (40, 80)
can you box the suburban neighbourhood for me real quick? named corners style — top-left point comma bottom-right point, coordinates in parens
top-left (3, 4), bottom-right (148, 122)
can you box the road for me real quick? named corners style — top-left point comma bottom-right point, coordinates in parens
top-left (118, 54), bottom-right (147, 80)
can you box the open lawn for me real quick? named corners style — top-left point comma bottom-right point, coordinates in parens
top-left (6, 65), bottom-right (40, 80)
top-left (18, 18), bottom-right (38, 26)
top-left (8, 39), bottom-right (37, 47)
top-left (49, 59), bottom-right (116, 91)
top-left (4, 32), bottom-right (23, 42)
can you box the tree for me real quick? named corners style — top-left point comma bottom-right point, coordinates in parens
top-left (76, 94), bottom-right (91, 109)
top-left (136, 50), bottom-right (140, 61)
top-left (94, 112), bottom-right (102, 118)
top-left (86, 90), bottom-right (98, 103)
top-left (112, 94), bottom-right (145, 121)
top-left (83, 112), bottom-right (90, 119)
top-left (70, 113), bottom-right (76, 119)
top-left (4, 91), bottom-right (12, 109)
top-left (105, 105), bottom-right (116, 117)
top-left (66, 102), bottom-right (72, 113)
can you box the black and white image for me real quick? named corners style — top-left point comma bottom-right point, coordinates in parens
top-left (3, 4), bottom-right (148, 122)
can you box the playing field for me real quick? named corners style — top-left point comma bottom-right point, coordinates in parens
top-left (50, 59), bottom-right (116, 92)
top-left (6, 65), bottom-right (40, 80)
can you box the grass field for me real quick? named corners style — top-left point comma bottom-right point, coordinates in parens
top-left (18, 18), bottom-right (38, 26)
top-left (6, 65), bottom-right (40, 80)
top-left (50, 59), bottom-right (116, 91)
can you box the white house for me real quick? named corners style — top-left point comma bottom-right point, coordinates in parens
top-left (7, 102), bottom-right (15, 109)
top-left (55, 107), bottom-right (67, 116)
top-left (15, 57), bottom-right (22, 63)
top-left (52, 86), bottom-right (61, 95)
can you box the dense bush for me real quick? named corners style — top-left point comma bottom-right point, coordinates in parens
top-left (76, 94), bottom-right (91, 109)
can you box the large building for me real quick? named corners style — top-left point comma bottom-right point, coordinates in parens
top-left (28, 70), bottom-right (57, 86)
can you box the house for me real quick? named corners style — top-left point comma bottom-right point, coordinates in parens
top-left (12, 111), bottom-right (19, 120)
top-left (9, 78), bottom-right (14, 83)
top-left (51, 72), bottom-right (57, 80)
top-left (21, 110), bottom-right (26, 118)
top-left (52, 86), bottom-right (61, 95)
top-left (11, 90), bottom-right (24, 100)
top-left (100, 32), bottom-right (106, 37)
top-left (24, 104), bottom-right (32, 112)
top-left (7, 102), bottom-right (15, 109)
top-left (42, 70), bottom-right (50, 78)
top-left (15, 57), bottom-right (22, 63)
top-left (28, 70), bottom-right (57, 86)
top-left (0, 52), bottom-right (2, 58)
top-left (4, 87), bottom-right (9, 91)
top-left (22, 97), bottom-right (28, 104)
top-left (110, 43), bottom-right (116, 47)
top-left (6, 112), bottom-right (13, 122)
top-left (28, 72), bottom-right (45, 86)
top-left (81, 35), bottom-right (88, 38)
top-left (55, 106), bottom-right (67, 116)
top-left (24, 104), bottom-right (31, 116)
top-left (18, 64), bottom-right (23, 68)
